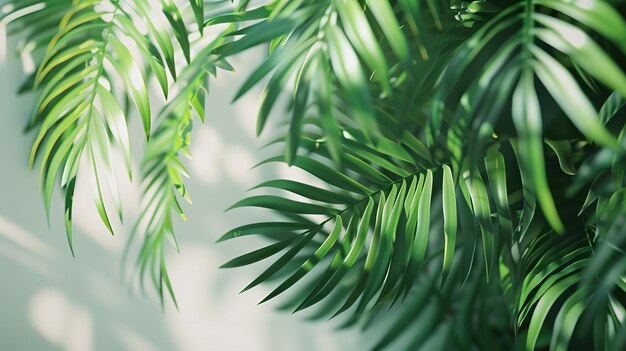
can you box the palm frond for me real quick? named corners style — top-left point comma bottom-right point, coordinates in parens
top-left (123, 0), bottom-right (250, 306)
top-left (123, 59), bottom-right (209, 308)
top-left (220, 131), bottom-right (458, 320)
top-left (4, 0), bottom-right (197, 299)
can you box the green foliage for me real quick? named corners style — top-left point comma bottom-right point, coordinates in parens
top-left (3, 0), bottom-right (626, 349)
top-left (1, 0), bottom-right (242, 303)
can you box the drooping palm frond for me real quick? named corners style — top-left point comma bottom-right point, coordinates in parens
top-left (122, 0), bottom-right (251, 305)
top-left (2, 0), bottom-right (201, 301)
top-left (122, 55), bottom-right (210, 308)
top-left (25, 0), bottom-right (164, 250)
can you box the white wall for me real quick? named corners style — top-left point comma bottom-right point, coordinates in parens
top-left (0, 35), bottom-right (361, 351)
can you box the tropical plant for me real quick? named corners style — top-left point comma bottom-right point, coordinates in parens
top-left (2, 0), bottom-right (626, 349)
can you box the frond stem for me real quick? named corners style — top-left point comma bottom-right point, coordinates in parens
top-left (85, 7), bottom-right (117, 120)
top-left (521, 0), bottom-right (535, 63)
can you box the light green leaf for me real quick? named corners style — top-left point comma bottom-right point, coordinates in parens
top-left (108, 36), bottom-right (151, 139)
top-left (367, 0), bottom-right (410, 63)
top-left (326, 25), bottom-right (378, 141)
top-left (532, 47), bottom-right (618, 149)
top-left (535, 15), bottom-right (626, 98)
top-left (335, 0), bottom-right (391, 95)
top-left (526, 275), bottom-right (579, 351)
top-left (441, 165), bottom-right (457, 283)
top-left (512, 68), bottom-right (564, 233)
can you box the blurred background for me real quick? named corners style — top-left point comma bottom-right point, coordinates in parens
top-left (0, 34), bottom-right (363, 350)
